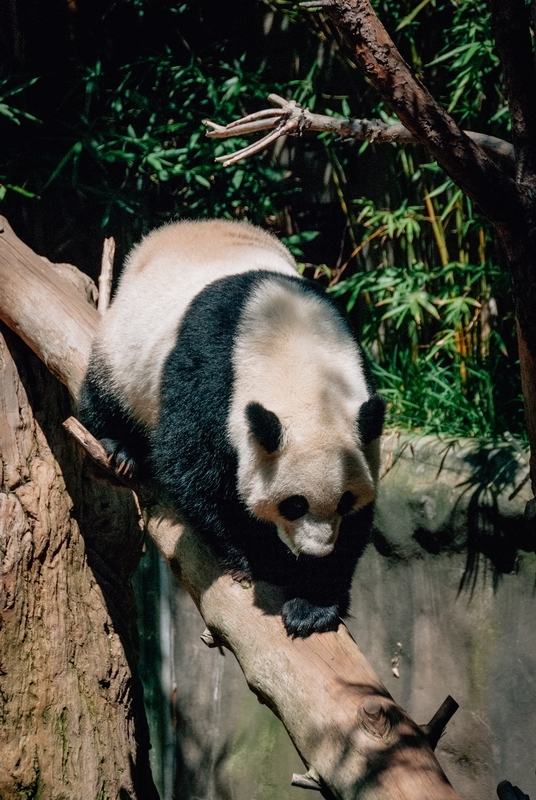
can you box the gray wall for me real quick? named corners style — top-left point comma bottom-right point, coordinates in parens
top-left (134, 434), bottom-right (536, 800)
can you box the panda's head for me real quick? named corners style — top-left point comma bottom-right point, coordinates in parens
top-left (238, 400), bottom-right (382, 558)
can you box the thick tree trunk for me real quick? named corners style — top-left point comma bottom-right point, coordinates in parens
top-left (0, 323), bottom-right (158, 794)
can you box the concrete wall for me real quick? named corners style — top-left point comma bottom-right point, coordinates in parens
top-left (134, 434), bottom-right (536, 800)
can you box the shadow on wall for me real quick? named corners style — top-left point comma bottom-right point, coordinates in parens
top-left (374, 433), bottom-right (534, 592)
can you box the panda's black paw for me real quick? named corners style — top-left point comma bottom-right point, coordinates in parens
top-left (100, 438), bottom-right (139, 480)
top-left (282, 597), bottom-right (340, 638)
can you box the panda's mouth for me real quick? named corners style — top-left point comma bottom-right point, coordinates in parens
top-left (277, 524), bottom-right (300, 557)
top-left (277, 519), bottom-right (338, 558)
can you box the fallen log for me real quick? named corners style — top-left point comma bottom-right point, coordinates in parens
top-left (0, 215), bottom-right (461, 800)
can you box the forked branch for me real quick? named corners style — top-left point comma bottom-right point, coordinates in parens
top-left (204, 94), bottom-right (514, 168)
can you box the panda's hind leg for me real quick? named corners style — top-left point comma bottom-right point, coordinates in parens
top-left (78, 360), bottom-right (149, 479)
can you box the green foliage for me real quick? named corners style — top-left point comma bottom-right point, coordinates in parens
top-left (0, 0), bottom-right (525, 441)
top-left (0, 78), bottom-right (41, 201)
top-left (328, 180), bottom-right (522, 439)
top-left (42, 54), bottom-right (292, 230)
top-left (426, 1), bottom-right (504, 126)
top-left (0, 77), bottom-right (40, 125)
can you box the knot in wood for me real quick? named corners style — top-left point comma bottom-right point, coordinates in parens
top-left (200, 628), bottom-right (225, 648)
top-left (361, 696), bottom-right (390, 738)
top-left (363, 696), bottom-right (382, 718)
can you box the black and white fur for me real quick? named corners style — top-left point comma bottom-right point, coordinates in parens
top-left (79, 220), bottom-right (384, 638)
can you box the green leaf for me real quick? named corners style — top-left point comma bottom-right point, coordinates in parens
top-left (194, 174), bottom-right (211, 188)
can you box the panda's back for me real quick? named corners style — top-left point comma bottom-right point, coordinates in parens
top-left (93, 220), bottom-right (298, 427)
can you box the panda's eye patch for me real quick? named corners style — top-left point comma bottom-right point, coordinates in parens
top-left (278, 495), bottom-right (309, 521)
top-left (337, 491), bottom-right (356, 516)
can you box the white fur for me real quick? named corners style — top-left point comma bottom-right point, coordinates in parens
top-left (93, 220), bottom-right (297, 427)
top-left (227, 277), bottom-right (378, 557)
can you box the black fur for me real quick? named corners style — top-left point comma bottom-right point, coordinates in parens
top-left (278, 495), bottom-right (309, 521)
top-left (79, 270), bottom-right (380, 637)
top-left (78, 357), bottom-right (149, 476)
top-left (358, 393), bottom-right (385, 446)
top-left (282, 504), bottom-right (374, 637)
top-left (246, 402), bottom-right (283, 453)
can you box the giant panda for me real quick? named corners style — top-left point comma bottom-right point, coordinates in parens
top-left (79, 219), bottom-right (384, 638)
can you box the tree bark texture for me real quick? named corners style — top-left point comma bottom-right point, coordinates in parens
top-left (0, 216), bottom-right (464, 799)
top-left (0, 306), bottom-right (158, 793)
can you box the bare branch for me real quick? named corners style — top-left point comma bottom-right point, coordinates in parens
top-left (204, 97), bottom-right (514, 167)
top-left (225, 106), bottom-right (287, 128)
top-left (215, 126), bottom-right (290, 167)
top-left (98, 237), bottom-right (115, 316)
top-left (420, 695), bottom-right (459, 750)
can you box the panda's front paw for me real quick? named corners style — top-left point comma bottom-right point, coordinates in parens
top-left (100, 438), bottom-right (138, 479)
top-left (282, 597), bottom-right (340, 638)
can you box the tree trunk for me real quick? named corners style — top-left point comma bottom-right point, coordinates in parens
top-left (0, 323), bottom-right (158, 797)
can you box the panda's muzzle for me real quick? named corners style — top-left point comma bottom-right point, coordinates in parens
top-left (288, 516), bottom-right (340, 558)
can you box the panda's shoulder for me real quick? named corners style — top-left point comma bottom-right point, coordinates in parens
top-left (122, 219), bottom-right (296, 278)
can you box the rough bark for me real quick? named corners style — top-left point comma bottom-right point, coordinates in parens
top-left (0, 215), bottom-right (463, 799)
top-left (0, 321), bottom-right (158, 799)
top-left (0, 210), bottom-right (158, 798)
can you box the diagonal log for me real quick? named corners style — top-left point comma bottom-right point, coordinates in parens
top-left (0, 215), bottom-right (461, 800)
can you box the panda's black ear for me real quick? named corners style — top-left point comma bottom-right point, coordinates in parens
top-left (357, 393), bottom-right (385, 446)
top-left (246, 402), bottom-right (283, 454)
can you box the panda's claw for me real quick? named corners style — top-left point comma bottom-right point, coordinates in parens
top-left (99, 438), bottom-right (138, 479)
top-left (282, 597), bottom-right (340, 639)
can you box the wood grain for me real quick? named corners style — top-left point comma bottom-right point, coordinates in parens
top-left (0, 215), bottom-right (99, 398)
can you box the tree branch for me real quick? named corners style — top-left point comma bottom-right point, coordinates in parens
top-left (420, 695), bottom-right (459, 750)
top-left (98, 237), bottom-right (115, 316)
top-left (0, 217), bottom-right (97, 398)
top-left (0, 214), bottom-right (462, 800)
top-left (490, 0), bottom-right (536, 186)
top-left (204, 94), bottom-right (514, 167)
top-left (317, 0), bottom-right (521, 231)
